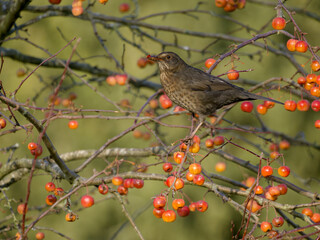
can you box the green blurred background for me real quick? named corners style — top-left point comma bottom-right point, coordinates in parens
top-left (1, 0), bottom-right (320, 239)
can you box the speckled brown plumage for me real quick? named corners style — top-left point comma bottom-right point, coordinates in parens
top-left (148, 52), bottom-right (282, 121)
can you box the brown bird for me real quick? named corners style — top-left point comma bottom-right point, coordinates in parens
top-left (147, 52), bottom-right (282, 134)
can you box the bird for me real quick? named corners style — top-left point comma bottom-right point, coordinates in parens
top-left (147, 52), bottom-right (282, 136)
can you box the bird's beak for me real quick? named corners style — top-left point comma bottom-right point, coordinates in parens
top-left (147, 54), bottom-right (162, 62)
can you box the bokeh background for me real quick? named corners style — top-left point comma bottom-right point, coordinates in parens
top-left (1, 0), bottom-right (320, 239)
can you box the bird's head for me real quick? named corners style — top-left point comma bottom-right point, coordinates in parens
top-left (147, 52), bottom-right (185, 72)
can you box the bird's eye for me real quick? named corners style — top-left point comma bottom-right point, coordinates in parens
top-left (166, 55), bottom-right (171, 60)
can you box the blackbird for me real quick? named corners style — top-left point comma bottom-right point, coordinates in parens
top-left (147, 52), bottom-right (282, 124)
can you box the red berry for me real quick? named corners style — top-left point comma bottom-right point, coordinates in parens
top-left (205, 58), bottom-right (216, 69)
top-left (68, 120), bottom-right (78, 129)
top-left (65, 212), bottom-right (77, 222)
top-left (279, 140), bottom-right (290, 150)
top-left (35, 232), bottom-right (45, 240)
top-left (30, 144), bottom-right (43, 157)
top-left (277, 184), bottom-right (288, 195)
top-left (17, 203), bottom-right (28, 215)
top-left (149, 99), bottom-right (158, 109)
top-left (311, 213), bottom-right (320, 223)
top-left (268, 186), bottom-right (281, 197)
top-left (177, 206), bottom-right (190, 217)
top-left (159, 94), bottom-right (172, 109)
top-left (223, 3), bottom-right (236, 12)
top-left (302, 208), bottom-right (313, 217)
top-left (123, 178), bottom-right (134, 188)
top-left (205, 138), bottom-right (214, 148)
top-left (272, 17), bottom-right (286, 30)
top-left (315, 120), bottom-right (320, 129)
top-left (137, 57), bottom-right (148, 68)
top-left (215, 162), bottom-right (226, 172)
top-left (254, 185), bottom-right (264, 195)
top-left (313, 100), bottom-right (320, 112)
top-left (286, 39), bottom-right (298, 51)
top-left (174, 178), bottom-right (184, 190)
top-left (186, 171), bottom-right (194, 182)
top-left (213, 136), bottom-right (224, 146)
top-left (284, 100), bottom-right (296, 112)
top-left (162, 162), bottom-right (173, 173)
top-left (257, 104), bottom-right (267, 115)
top-left (72, 6), bottom-right (83, 16)
top-left (112, 176), bottom-right (124, 186)
top-left (162, 210), bottom-right (176, 222)
top-left (215, 0), bottom-right (227, 8)
top-left (165, 176), bottom-right (175, 187)
top-left (46, 195), bottom-right (57, 206)
top-left (173, 151), bottom-right (185, 164)
top-left (45, 182), bottom-right (56, 192)
top-left (310, 86), bottom-right (320, 97)
top-left (270, 151), bottom-right (280, 159)
top-left (98, 184), bottom-right (109, 195)
top-left (261, 166), bottom-right (273, 177)
top-left (297, 99), bottom-right (310, 111)
top-left (245, 177), bottom-right (255, 188)
top-left (81, 195), bottom-right (94, 208)
top-left (49, 0), bottom-right (61, 4)
top-left (153, 196), bottom-right (166, 209)
top-left (261, 221), bottom-right (272, 232)
top-left (227, 69), bottom-right (239, 80)
top-left (0, 118), bottom-right (7, 129)
top-left (272, 217), bottom-right (284, 227)
top-left (54, 187), bottom-right (64, 196)
top-left (264, 100), bottom-right (275, 109)
top-left (133, 179), bottom-right (144, 189)
top-left (278, 166), bottom-right (290, 177)
top-left (28, 142), bottom-right (37, 150)
top-left (117, 185), bottom-right (128, 195)
top-left (304, 82), bottom-right (315, 91)
top-left (269, 143), bottom-right (279, 152)
top-left (246, 199), bottom-right (261, 213)
top-left (196, 200), bottom-right (208, 212)
top-left (119, 3), bottom-right (130, 13)
top-left (193, 174), bottom-right (205, 186)
top-left (153, 207), bottom-right (165, 218)
top-left (172, 198), bottom-right (185, 210)
top-left (193, 135), bottom-right (201, 144)
top-left (106, 76), bottom-right (117, 86)
top-left (189, 163), bottom-right (202, 175)
top-left (311, 61), bottom-right (320, 72)
top-left (189, 202), bottom-right (197, 212)
top-left (297, 76), bottom-right (306, 85)
top-left (115, 74), bottom-right (128, 85)
top-left (189, 142), bottom-right (200, 153)
top-left (306, 74), bottom-right (317, 83)
top-left (241, 101), bottom-right (254, 113)
top-left (295, 41), bottom-right (308, 53)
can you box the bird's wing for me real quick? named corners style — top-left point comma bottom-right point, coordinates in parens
top-left (186, 69), bottom-right (244, 92)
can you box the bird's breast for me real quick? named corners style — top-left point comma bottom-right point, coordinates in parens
top-left (159, 71), bottom-right (204, 115)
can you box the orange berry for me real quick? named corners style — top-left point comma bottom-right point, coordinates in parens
top-left (227, 69), bottom-right (239, 80)
top-left (272, 17), bottom-right (286, 30)
top-left (205, 58), bottom-right (216, 69)
top-left (215, 162), bottom-right (226, 172)
top-left (311, 60), bottom-right (320, 72)
top-left (65, 212), bottom-right (77, 222)
top-left (286, 39), bottom-right (298, 51)
top-left (68, 120), bottom-right (78, 129)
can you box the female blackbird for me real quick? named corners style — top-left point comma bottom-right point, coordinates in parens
top-left (147, 52), bottom-right (282, 123)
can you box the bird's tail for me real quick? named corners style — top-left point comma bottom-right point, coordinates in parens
top-left (246, 92), bottom-right (283, 105)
